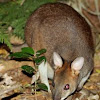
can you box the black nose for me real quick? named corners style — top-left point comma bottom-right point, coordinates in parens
top-left (52, 80), bottom-right (55, 87)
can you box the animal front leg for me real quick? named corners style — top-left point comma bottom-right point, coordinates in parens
top-left (38, 61), bottom-right (51, 92)
top-left (77, 72), bottom-right (91, 91)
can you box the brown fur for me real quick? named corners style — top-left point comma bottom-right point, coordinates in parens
top-left (25, 2), bottom-right (94, 100)
top-left (25, 2), bottom-right (94, 78)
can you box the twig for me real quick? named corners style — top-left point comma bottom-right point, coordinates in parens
top-left (35, 81), bottom-right (37, 100)
top-left (76, 0), bottom-right (93, 26)
top-left (20, 0), bottom-right (25, 6)
top-left (82, 3), bottom-right (100, 16)
top-left (94, 0), bottom-right (100, 21)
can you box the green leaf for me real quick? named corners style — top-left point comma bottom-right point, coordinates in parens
top-left (21, 65), bottom-right (35, 74)
top-left (10, 52), bottom-right (31, 58)
top-left (37, 83), bottom-right (48, 91)
top-left (21, 47), bottom-right (34, 55)
top-left (34, 56), bottom-right (46, 65)
top-left (36, 49), bottom-right (47, 57)
top-left (96, 69), bottom-right (100, 74)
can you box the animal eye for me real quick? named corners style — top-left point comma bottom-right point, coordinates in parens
top-left (64, 84), bottom-right (69, 90)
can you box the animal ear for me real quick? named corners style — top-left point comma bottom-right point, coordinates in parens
top-left (53, 52), bottom-right (63, 69)
top-left (71, 57), bottom-right (84, 74)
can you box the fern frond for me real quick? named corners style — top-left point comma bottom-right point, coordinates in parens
top-left (0, 0), bottom-right (56, 47)
top-left (0, 33), bottom-right (12, 49)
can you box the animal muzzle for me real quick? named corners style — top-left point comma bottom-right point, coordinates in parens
top-left (52, 91), bottom-right (62, 100)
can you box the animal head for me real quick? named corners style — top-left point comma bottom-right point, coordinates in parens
top-left (52, 52), bottom-right (84, 100)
